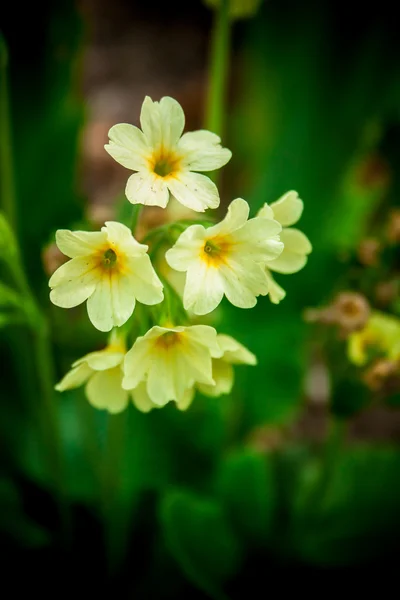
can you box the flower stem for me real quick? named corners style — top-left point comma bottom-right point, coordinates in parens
top-left (0, 34), bottom-right (17, 230)
top-left (205, 0), bottom-right (231, 139)
top-left (130, 205), bottom-right (142, 235)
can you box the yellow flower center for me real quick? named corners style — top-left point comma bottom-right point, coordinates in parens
top-left (149, 147), bottom-right (182, 179)
top-left (155, 331), bottom-right (183, 350)
top-left (202, 237), bottom-right (230, 266)
top-left (102, 248), bottom-right (118, 268)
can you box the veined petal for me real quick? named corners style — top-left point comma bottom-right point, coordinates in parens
top-left (183, 263), bottom-right (225, 315)
top-left (270, 190), bottom-right (303, 226)
top-left (177, 339), bottom-right (215, 386)
top-left (140, 96), bottom-right (162, 148)
top-left (268, 228), bottom-right (311, 274)
top-left (49, 256), bottom-right (98, 288)
top-left (217, 334), bottom-right (257, 365)
top-left (86, 274), bottom-right (114, 332)
top-left (55, 230), bottom-right (107, 258)
top-left (105, 123), bottom-right (148, 171)
top-left (165, 225), bottom-right (206, 271)
top-left (159, 96), bottom-right (185, 148)
top-left (178, 130), bottom-right (232, 171)
top-left (122, 336), bottom-right (154, 390)
top-left (185, 325), bottom-right (224, 358)
top-left (104, 221), bottom-right (148, 256)
top-left (85, 368), bottom-right (129, 414)
top-left (50, 268), bottom-right (98, 309)
top-left (231, 217), bottom-right (283, 262)
top-left (198, 360), bottom-right (234, 397)
top-left (110, 270), bottom-right (136, 326)
top-left (126, 255), bottom-right (164, 305)
top-left (219, 259), bottom-right (269, 308)
top-left (206, 198), bottom-right (249, 237)
top-left (265, 269), bottom-right (286, 304)
top-left (55, 362), bottom-right (93, 391)
top-left (126, 172), bottom-right (169, 207)
top-left (167, 172), bottom-right (219, 212)
top-left (147, 351), bottom-right (177, 406)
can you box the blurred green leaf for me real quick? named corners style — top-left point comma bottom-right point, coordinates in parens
top-left (160, 489), bottom-right (241, 599)
top-left (215, 449), bottom-right (276, 546)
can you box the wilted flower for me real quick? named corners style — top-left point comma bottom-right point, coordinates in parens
top-left (257, 191), bottom-right (312, 304)
top-left (105, 96), bottom-right (231, 212)
top-left (198, 334), bottom-right (256, 396)
top-left (363, 358), bottom-right (400, 393)
top-left (49, 221), bottom-right (163, 332)
top-left (165, 198), bottom-right (283, 315)
top-left (122, 324), bottom-right (223, 409)
top-left (357, 238), bottom-right (381, 267)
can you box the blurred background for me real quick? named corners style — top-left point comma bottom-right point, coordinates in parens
top-left (1, 0), bottom-right (400, 593)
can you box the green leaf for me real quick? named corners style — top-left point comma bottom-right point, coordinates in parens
top-left (160, 489), bottom-right (241, 599)
top-left (216, 449), bottom-right (276, 546)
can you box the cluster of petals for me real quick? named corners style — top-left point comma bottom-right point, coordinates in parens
top-left (105, 96), bottom-right (232, 212)
top-left (348, 311), bottom-right (400, 367)
top-left (257, 191), bottom-right (312, 303)
top-left (49, 221), bottom-right (163, 332)
top-left (165, 198), bottom-right (284, 315)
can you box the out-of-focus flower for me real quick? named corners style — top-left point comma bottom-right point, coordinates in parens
top-left (375, 280), bottom-right (399, 307)
top-left (363, 358), bottom-right (400, 393)
top-left (105, 96), bottom-right (231, 212)
top-left (348, 311), bottom-right (400, 366)
top-left (165, 198), bottom-right (283, 315)
top-left (257, 191), bottom-right (312, 304)
top-left (305, 291), bottom-right (370, 337)
top-left (204, 0), bottom-right (263, 20)
top-left (357, 238), bottom-right (381, 267)
top-left (387, 208), bottom-right (400, 243)
top-left (122, 324), bottom-right (223, 409)
top-left (198, 333), bottom-right (256, 396)
top-left (49, 221), bottom-right (163, 332)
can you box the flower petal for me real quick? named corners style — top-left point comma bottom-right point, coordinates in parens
top-left (217, 334), bottom-right (257, 365)
top-left (49, 262), bottom-right (98, 309)
top-left (219, 258), bottom-right (269, 308)
top-left (185, 324), bottom-right (224, 358)
top-left (130, 382), bottom-right (155, 413)
top-left (105, 123), bottom-right (148, 171)
top-left (122, 336), bottom-right (153, 390)
top-left (125, 172), bottom-right (169, 207)
top-left (85, 368), bottom-right (129, 413)
top-left (265, 269), bottom-right (286, 304)
top-left (55, 229), bottom-right (107, 258)
top-left (176, 387), bottom-right (195, 411)
top-left (198, 360), bottom-right (234, 397)
top-left (178, 130), bottom-right (232, 171)
top-left (167, 172), bottom-right (219, 212)
top-left (126, 255), bottom-right (164, 305)
top-left (55, 362), bottom-right (93, 392)
top-left (267, 228), bottom-right (311, 274)
top-left (270, 190), bottom-right (303, 226)
top-left (183, 262), bottom-right (225, 315)
top-left (147, 352), bottom-right (177, 406)
top-left (86, 275), bottom-right (114, 332)
top-left (75, 349), bottom-right (124, 371)
top-left (165, 225), bottom-right (206, 271)
top-left (256, 203), bottom-right (274, 220)
top-left (230, 217), bottom-right (283, 262)
top-left (206, 198), bottom-right (249, 237)
top-left (159, 96), bottom-right (185, 148)
top-left (104, 221), bottom-right (148, 255)
top-left (49, 256), bottom-right (98, 288)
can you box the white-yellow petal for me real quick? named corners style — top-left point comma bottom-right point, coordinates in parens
top-left (73, 349), bottom-right (124, 371)
top-left (165, 225), bottom-right (205, 271)
top-left (185, 324), bottom-right (224, 359)
top-left (105, 123), bottom-right (147, 171)
top-left (183, 262), bottom-right (225, 315)
top-left (267, 228), bottom-right (312, 274)
top-left (85, 367), bottom-right (129, 414)
top-left (104, 221), bottom-right (148, 256)
top-left (178, 130), bottom-right (232, 171)
top-left (86, 276), bottom-right (114, 332)
top-left (55, 362), bottom-right (93, 392)
top-left (265, 269), bottom-right (286, 304)
top-left (256, 203), bottom-right (274, 220)
top-left (198, 360), bottom-right (234, 397)
top-left (167, 172), bottom-right (220, 212)
top-left (269, 190), bottom-right (303, 227)
top-left (158, 96), bottom-right (185, 148)
top-left (231, 217), bottom-right (283, 262)
top-left (206, 198), bottom-right (249, 237)
top-left (55, 230), bottom-right (107, 258)
top-left (125, 171), bottom-right (169, 208)
top-left (122, 336), bottom-right (154, 390)
top-left (49, 256), bottom-right (98, 288)
top-left (219, 259), bottom-right (269, 309)
top-left (126, 255), bottom-right (164, 305)
top-left (49, 267), bottom-right (98, 309)
top-left (130, 382), bottom-right (155, 413)
top-left (176, 387), bottom-right (195, 411)
top-left (217, 334), bottom-right (257, 365)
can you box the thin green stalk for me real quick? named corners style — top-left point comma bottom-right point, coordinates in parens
top-left (205, 0), bottom-right (231, 140)
top-left (0, 34), bottom-right (17, 230)
top-left (130, 204), bottom-right (142, 235)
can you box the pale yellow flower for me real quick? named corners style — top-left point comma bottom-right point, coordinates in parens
top-left (105, 96), bottom-right (231, 212)
top-left (122, 324), bottom-right (223, 409)
top-left (165, 198), bottom-right (283, 315)
top-left (49, 221), bottom-right (163, 332)
top-left (257, 191), bottom-right (312, 304)
top-left (198, 334), bottom-right (256, 397)
top-left (348, 311), bottom-right (400, 366)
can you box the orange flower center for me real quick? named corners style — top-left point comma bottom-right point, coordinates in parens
top-left (202, 237), bottom-right (231, 267)
top-left (149, 147), bottom-right (182, 179)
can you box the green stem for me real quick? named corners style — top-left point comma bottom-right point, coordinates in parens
top-left (205, 0), bottom-right (231, 139)
top-left (130, 205), bottom-right (142, 235)
top-left (0, 34), bottom-right (17, 230)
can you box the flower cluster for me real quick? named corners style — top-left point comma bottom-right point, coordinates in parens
top-left (51, 96), bottom-right (311, 413)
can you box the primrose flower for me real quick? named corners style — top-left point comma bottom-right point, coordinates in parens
top-left (257, 191), bottom-right (312, 304)
top-left (49, 221), bottom-right (163, 332)
top-left (198, 334), bottom-right (256, 397)
top-left (122, 324), bottom-right (223, 409)
top-left (165, 198), bottom-right (283, 315)
top-left (105, 96), bottom-right (231, 212)
top-left (348, 311), bottom-right (400, 367)
top-left (55, 333), bottom-right (132, 413)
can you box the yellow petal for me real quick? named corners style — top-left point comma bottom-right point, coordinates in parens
top-left (269, 190), bottom-right (303, 226)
